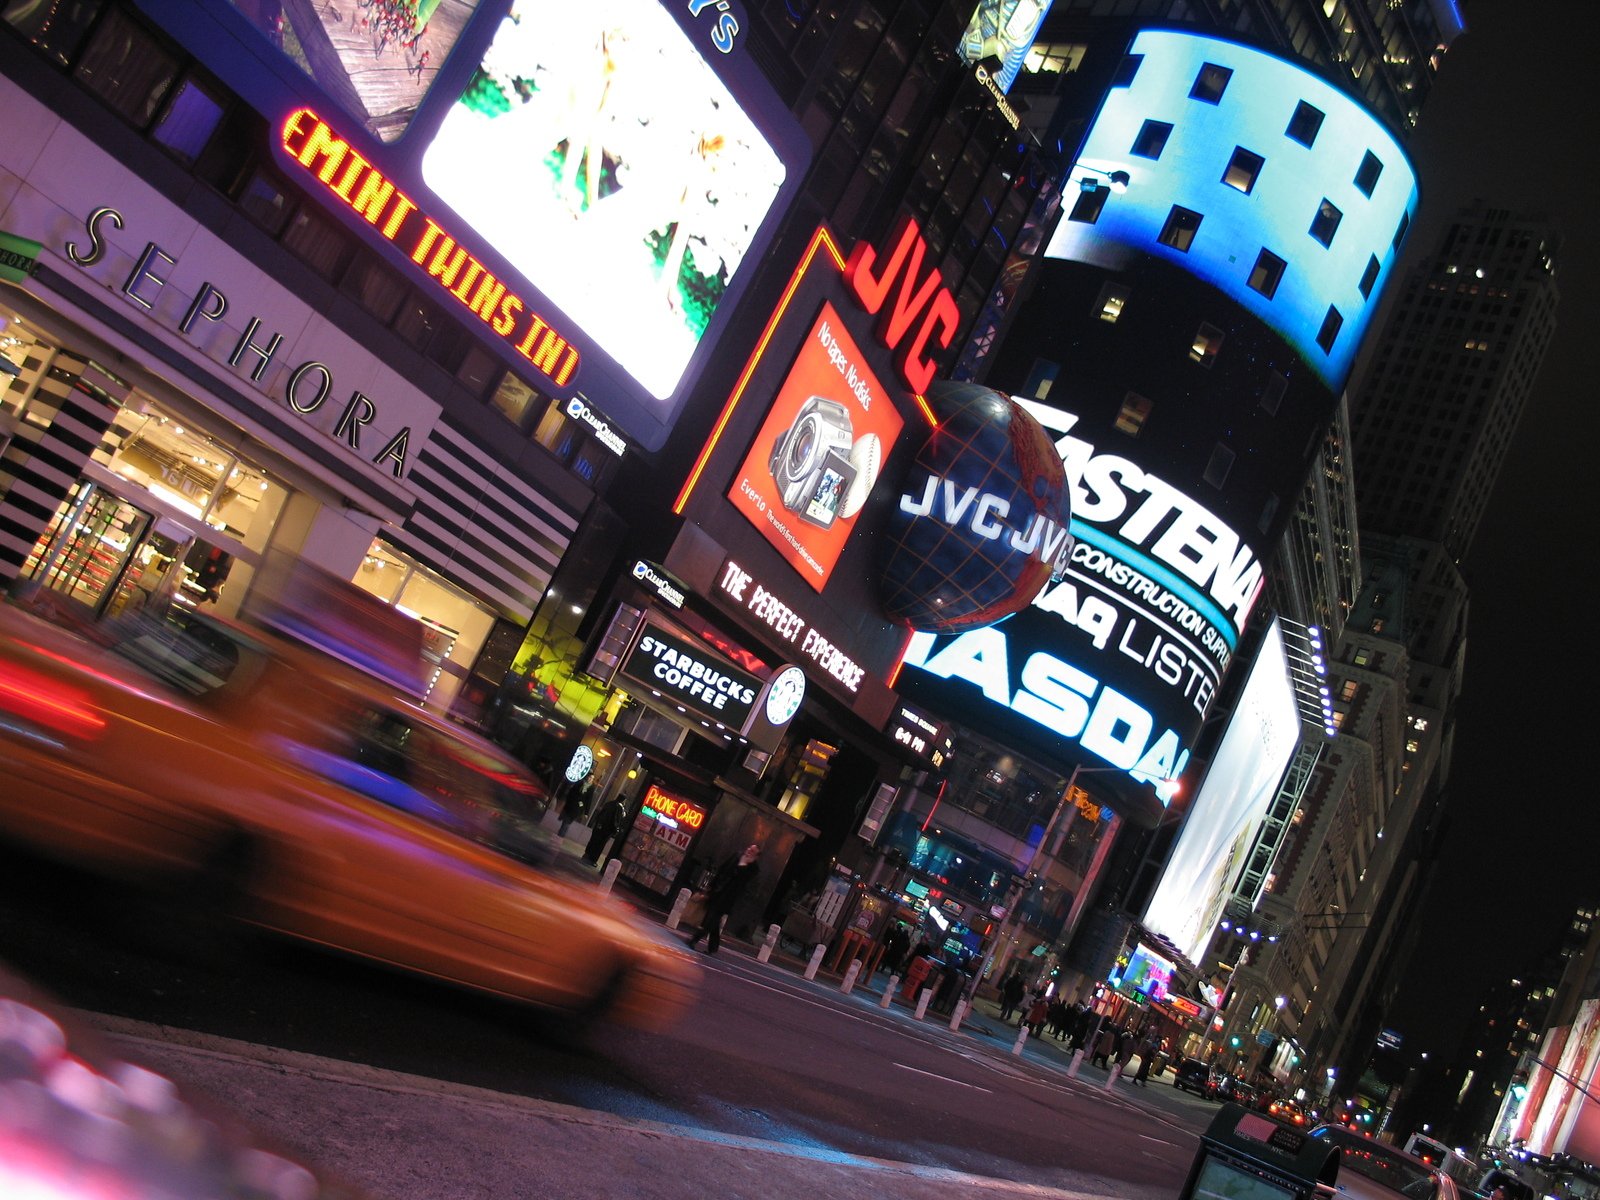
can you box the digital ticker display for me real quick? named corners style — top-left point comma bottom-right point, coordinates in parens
top-left (132, 0), bottom-right (810, 452)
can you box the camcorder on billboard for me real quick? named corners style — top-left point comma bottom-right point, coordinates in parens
top-left (726, 302), bottom-right (903, 591)
top-left (134, 0), bottom-right (810, 451)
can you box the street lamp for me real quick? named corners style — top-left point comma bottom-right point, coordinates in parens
top-left (965, 760), bottom-right (1174, 1002)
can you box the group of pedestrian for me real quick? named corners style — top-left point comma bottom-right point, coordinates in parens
top-left (1086, 1020), bottom-right (1161, 1084)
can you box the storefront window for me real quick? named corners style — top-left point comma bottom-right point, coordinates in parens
top-left (351, 539), bottom-right (497, 712)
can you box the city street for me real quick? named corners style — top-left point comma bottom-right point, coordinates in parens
top-left (0, 844), bottom-right (1212, 1199)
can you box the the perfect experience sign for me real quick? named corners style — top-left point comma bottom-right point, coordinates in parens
top-left (898, 399), bottom-right (1266, 800)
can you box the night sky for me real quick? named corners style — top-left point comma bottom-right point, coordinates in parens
top-left (1379, 1), bottom-right (1600, 1056)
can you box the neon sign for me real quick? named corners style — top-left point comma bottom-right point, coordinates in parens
top-left (642, 783), bottom-right (706, 829)
top-left (845, 216), bottom-right (960, 395)
top-left (279, 109), bottom-right (580, 390)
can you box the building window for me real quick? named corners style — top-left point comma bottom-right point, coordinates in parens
top-left (1094, 282), bottom-right (1129, 323)
top-left (1024, 359), bottom-right (1060, 400)
top-left (1260, 370), bottom-right (1288, 415)
top-left (455, 346), bottom-right (501, 398)
top-left (489, 373), bottom-right (541, 429)
top-left (1203, 443), bottom-right (1235, 488)
top-left (2, 0), bottom-right (104, 63)
top-left (1316, 306), bottom-right (1343, 353)
top-left (341, 254), bottom-right (408, 325)
top-left (1189, 62), bottom-right (1232, 104)
top-left (1114, 392), bottom-right (1154, 437)
top-left (1359, 255), bottom-right (1381, 299)
top-left (237, 168), bottom-right (294, 237)
top-left (280, 208), bottom-right (349, 281)
top-left (1392, 209), bottom-right (1411, 250)
top-left (1354, 151), bottom-right (1384, 197)
top-left (1158, 206), bottom-right (1202, 252)
top-left (1309, 198), bottom-right (1342, 247)
top-left (1222, 147), bottom-right (1264, 193)
top-left (1339, 679), bottom-right (1359, 701)
top-left (1248, 249), bottom-right (1286, 298)
top-left (1131, 119), bottom-right (1173, 159)
top-left (150, 76), bottom-right (226, 166)
top-left (1111, 53), bottom-right (1143, 87)
top-left (1068, 184), bottom-right (1109, 224)
top-left (1353, 647), bottom-right (1373, 667)
top-left (1190, 323), bottom-right (1224, 367)
top-left (1286, 101), bottom-right (1324, 147)
top-left (73, 8), bottom-right (178, 127)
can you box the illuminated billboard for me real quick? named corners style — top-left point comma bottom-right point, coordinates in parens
top-left (1043, 30), bottom-right (1416, 390)
top-left (956, 0), bottom-right (1054, 93)
top-left (1115, 942), bottom-right (1175, 1003)
top-left (135, 0), bottom-right (809, 451)
top-left (422, 0), bottom-right (788, 401)
top-left (899, 397), bottom-right (1262, 798)
top-left (1141, 619), bottom-right (1299, 965)
top-left (727, 302), bottom-right (903, 591)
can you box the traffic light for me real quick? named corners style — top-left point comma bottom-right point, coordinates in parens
top-left (1230, 1035), bottom-right (1242, 1048)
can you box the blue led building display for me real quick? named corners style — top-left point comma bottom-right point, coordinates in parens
top-left (1045, 29), bottom-right (1417, 391)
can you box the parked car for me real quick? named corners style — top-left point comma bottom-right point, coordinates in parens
top-left (1173, 1057), bottom-right (1212, 1095)
top-left (1309, 1123), bottom-right (1460, 1199)
top-left (0, 602), bottom-right (698, 1031)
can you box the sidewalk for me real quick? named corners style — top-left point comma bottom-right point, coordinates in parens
top-left (549, 810), bottom-right (1183, 1098)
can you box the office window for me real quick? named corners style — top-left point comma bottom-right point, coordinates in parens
top-left (1131, 120), bottom-right (1173, 159)
top-left (280, 208), bottom-right (349, 281)
top-left (1094, 282), bottom-right (1129, 323)
top-left (1159, 206), bottom-right (1202, 252)
top-left (1316, 306), bottom-right (1343, 353)
top-left (1203, 443), bottom-right (1235, 488)
top-left (1024, 359), bottom-right (1060, 400)
top-left (1114, 393), bottom-right (1154, 437)
top-left (1260, 370), bottom-right (1288, 415)
top-left (1286, 101), bottom-right (1324, 147)
top-left (1222, 147), bottom-right (1264, 193)
top-left (73, 8), bottom-right (178, 126)
top-left (237, 167), bottom-right (294, 237)
top-left (1068, 185), bottom-right (1109, 224)
top-left (1111, 53), bottom-right (1143, 87)
top-left (150, 77), bottom-right (225, 166)
top-left (489, 374), bottom-right (541, 429)
top-left (1354, 151), bottom-right (1384, 197)
top-left (1190, 323), bottom-right (1224, 367)
top-left (1190, 62), bottom-right (1232, 104)
top-left (1359, 255), bottom-right (1381, 299)
top-left (341, 254), bottom-right (408, 325)
top-left (3, 0), bottom-right (105, 64)
top-left (1309, 198), bottom-right (1342, 247)
top-left (1393, 209), bottom-right (1411, 249)
top-left (1248, 249), bottom-right (1286, 298)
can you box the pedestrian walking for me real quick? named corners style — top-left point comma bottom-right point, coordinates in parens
top-left (583, 794), bottom-right (627, 865)
top-left (880, 922), bottom-right (911, 977)
top-left (1092, 1023), bottom-right (1115, 1068)
top-left (1116, 1028), bottom-right (1139, 1076)
top-left (1133, 1033), bottom-right (1157, 1085)
top-left (999, 970), bottom-right (1026, 1022)
top-left (1025, 992), bottom-right (1050, 1036)
top-left (558, 777), bottom-right (593, 838)
top-left (686, 843), bottom-right (762, 955)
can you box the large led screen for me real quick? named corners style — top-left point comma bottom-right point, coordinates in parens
top-left (422, 0), bottom-right (788, 400)
top-left (956, 0), bottom-right (1054, 93)
top-left (131, 0), bottom-right (808, 452)
top-left (727, 302), bottom-right (904, 591)
top-left (1141, 619), bottom-right (1299, 965)
top-left (223, 0), bottom-right (483, 141)
top-left (1043, 30), bottom-right (1416, 391)
top-left (899, 397), bottom-right (1265, 798)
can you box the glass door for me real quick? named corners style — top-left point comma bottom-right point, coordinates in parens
top-left (21, 481), bottom-right (153, 619)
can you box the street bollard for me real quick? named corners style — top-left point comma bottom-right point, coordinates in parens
top-left (880, 975), bottom-right (900, 1008)
top-left (803, 944), bottom-right (826, 980)
top-left (598, 858), bottom-right (622, 896)
top-left (757, 924), bottom-right (781, 963)
top-left (948, 999), bottom-right (966, 1031)
top-left (665, 887), bottom-right (692, 931)
top-left (841, 961), bottom-right (861, 995)
top-left (1104, 1064), bottom-right (1122, 1090)
top-left (914, 987), bottom-right (933, 1020)
top-left (1012, 1024), bottom-right (1030, 1056)
top-left (1068, 1048), bottom-right (1085, 1078)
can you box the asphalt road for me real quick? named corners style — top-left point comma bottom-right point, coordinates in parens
top-left (0, 843), bottom-right (1218, 1199)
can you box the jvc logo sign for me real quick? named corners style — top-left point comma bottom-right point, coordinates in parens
top-left (845, 216), bottom-right (959, 395)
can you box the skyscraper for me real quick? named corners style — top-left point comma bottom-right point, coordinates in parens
top-left (1350, 204), bottom-right (1560, 560)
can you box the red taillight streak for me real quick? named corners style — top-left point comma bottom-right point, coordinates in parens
top-left (0, 662), bottom-right (106, 739)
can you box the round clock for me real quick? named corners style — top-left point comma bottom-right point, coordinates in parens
top-left (764, 666), bottom-right (807, 726)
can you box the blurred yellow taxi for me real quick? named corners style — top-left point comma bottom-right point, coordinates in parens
top-left (0, 602), bottom-right (697, 1031)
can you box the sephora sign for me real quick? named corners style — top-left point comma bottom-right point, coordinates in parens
top-left (898, 400), bottom-right (1265, 800)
